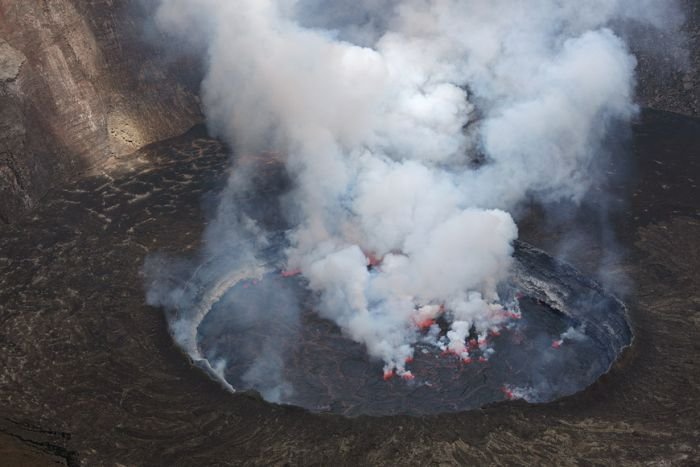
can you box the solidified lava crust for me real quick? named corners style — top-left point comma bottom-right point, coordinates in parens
top-left (0, 110), bottom-right (698, 465)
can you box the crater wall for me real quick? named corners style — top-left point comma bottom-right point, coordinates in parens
top-left (0, 0), bottom-right (202, 223)
top-left (0, 0), bottom-right (698, 224)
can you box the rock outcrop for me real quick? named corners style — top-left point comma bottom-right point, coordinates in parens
top-left (0, 0), bottom-right (202, 223)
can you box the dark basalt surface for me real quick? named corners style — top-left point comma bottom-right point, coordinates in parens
top-left (0, 109), bottom-right (698, 465)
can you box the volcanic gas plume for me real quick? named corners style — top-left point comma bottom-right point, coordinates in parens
top-left (146, 1), bottom-right (680, 401)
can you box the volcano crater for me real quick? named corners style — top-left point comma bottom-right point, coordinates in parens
top-left (180, 239), bottom-right (632, 416)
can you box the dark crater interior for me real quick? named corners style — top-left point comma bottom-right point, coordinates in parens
top-left (196, 252), bottom-right (631, 416)
top-left (188, 159), bottom-right (632, 416)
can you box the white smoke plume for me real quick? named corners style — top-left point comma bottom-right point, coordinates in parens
top-left (151, 1), bottom-right (680, 383)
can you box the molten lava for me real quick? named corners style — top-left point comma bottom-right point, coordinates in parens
top-left (501, 386), bottom-right (516, 400)
top-left (366, 253), bottom-right (382, 268)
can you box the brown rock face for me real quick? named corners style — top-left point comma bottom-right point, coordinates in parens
top-left (0, 0), bottom-right (202, 223)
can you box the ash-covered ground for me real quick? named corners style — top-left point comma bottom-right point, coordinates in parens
top-left (0, 109), bottom-right (698, 465)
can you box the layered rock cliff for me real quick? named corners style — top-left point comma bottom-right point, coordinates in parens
top-left (0, 0), bottom-right (202, 223)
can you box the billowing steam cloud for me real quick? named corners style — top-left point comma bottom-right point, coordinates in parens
top-left (147, 0), bottom-right (680, 394)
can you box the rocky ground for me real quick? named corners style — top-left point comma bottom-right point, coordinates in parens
top-left (0, 109), bottom-right (697, 466)
top-left (1, 1), bottom-right (699, 465)
top-left (631, 0), bottom-right (700, 117)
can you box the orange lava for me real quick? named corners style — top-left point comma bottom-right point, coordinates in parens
top-left (281, 269), bottom-right (301, 277)
top-left (416, 319), bottom-right (436, 330)
top-left (551, 339), bottom-right (563, 349)
top-left (405, 356), bottom-right (414, 364)
top-left (501, 386), bottom-right (515, 400)
top-left (402, 373), bottom-right (415, 381)
top-left (365, 252), bottom-right (382, 267)
top-left (383, 370), bottom-right (394, 381)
